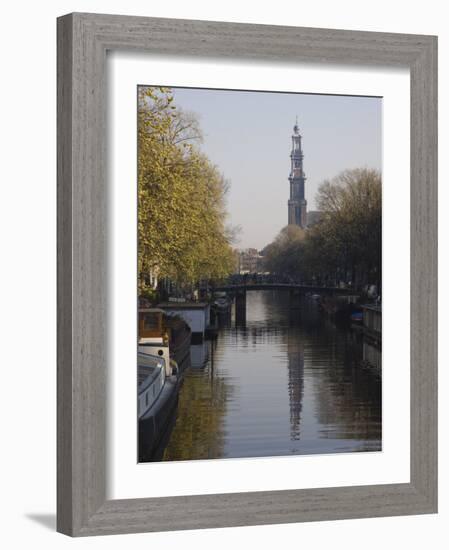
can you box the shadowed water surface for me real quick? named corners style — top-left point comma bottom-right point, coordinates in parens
top-left (162, 290), bottom-right (381, 461)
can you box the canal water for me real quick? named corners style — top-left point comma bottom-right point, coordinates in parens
top-left (161, 290), bottom-right (381, 461)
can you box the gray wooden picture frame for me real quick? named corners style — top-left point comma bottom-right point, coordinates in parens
top-left (57, 12), bottom-right (438, 537)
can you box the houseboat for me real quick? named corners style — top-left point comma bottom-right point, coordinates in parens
top-left (213, 292), bottom-right (232, 313)
top-left (349, 304), bottom-right (382, 370)
top-left (137, 308), bottom-right (191, 461)
top-left (138, 351), bottom-right (180, 461)
top-left (138, 308), bottom-right (191, 368)
top-left (157, 302), bottom-right (210, 344)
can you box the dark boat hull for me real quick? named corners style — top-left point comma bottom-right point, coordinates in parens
top-left (138, 376), bottom-right (180, 462)
top-left (170, 329), bottom-right (191, 369)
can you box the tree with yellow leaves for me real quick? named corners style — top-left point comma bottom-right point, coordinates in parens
top-left (138, 86), bottom-right (235, 297)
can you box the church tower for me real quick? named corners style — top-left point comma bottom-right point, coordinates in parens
top-left (288, 118), bottom-right (307, 228)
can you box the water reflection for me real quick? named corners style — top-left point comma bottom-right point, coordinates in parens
top-left (162, 290), bottom-right (381, 461)
top-left (285, 328), bottom-right (304, 440)
top-left (190, 341), bottom-right (211, 369)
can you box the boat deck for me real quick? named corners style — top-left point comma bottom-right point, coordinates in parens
top-left (138, 365), bottom-right (158, 388)
top-left (138, 352), bottom-right (165, 392)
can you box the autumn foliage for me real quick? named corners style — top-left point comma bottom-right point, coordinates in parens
top-left (138, 87), bottom-right (235, 296)
top-left (263, 168), bottom-right (381, 288)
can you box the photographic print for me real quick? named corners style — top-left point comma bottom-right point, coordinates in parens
top-left (137, 86), bottom-right (382, 463)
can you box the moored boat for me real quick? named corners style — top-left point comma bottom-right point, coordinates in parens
top-left (138, 308), bottom-right (191, 461)
top-left (138, 352), bottom-right (170, 419)
top-left (138, 352), bottom-right (180, 461)
top-left (213, 292), bottom-right (232, 312)
top-left (350, 310), bottom-right (363, 323)
top-left (214, 297), bottom-right (231, 311)
top-left (138, 308), bottom-right (191, 368)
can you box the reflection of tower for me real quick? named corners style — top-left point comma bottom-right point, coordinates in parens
top-left (286, 329), bottom-right (304, 440)
top-left (288, 118), bottom-right (307, 228)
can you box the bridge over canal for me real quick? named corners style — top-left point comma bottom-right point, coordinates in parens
top-left (213, 282), bottom-right (360, 296)
top-left (212, 283), bottom-right (360, 325)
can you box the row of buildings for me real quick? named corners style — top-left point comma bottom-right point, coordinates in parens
top-left (237, 248), bottom-right (265, 274)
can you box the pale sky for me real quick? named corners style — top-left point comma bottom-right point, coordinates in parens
top-left (167, 87), bottom-right (382, 250)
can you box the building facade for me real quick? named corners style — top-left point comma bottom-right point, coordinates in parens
top-left (238, 248), bottom-right (264, 274)
top-left (288, 119), bottom-right (307, 228)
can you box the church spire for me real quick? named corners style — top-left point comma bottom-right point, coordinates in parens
top-left (287, 119), bottom-right (307, 228)
top-left (293, 115), bottom-right (299, 135)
